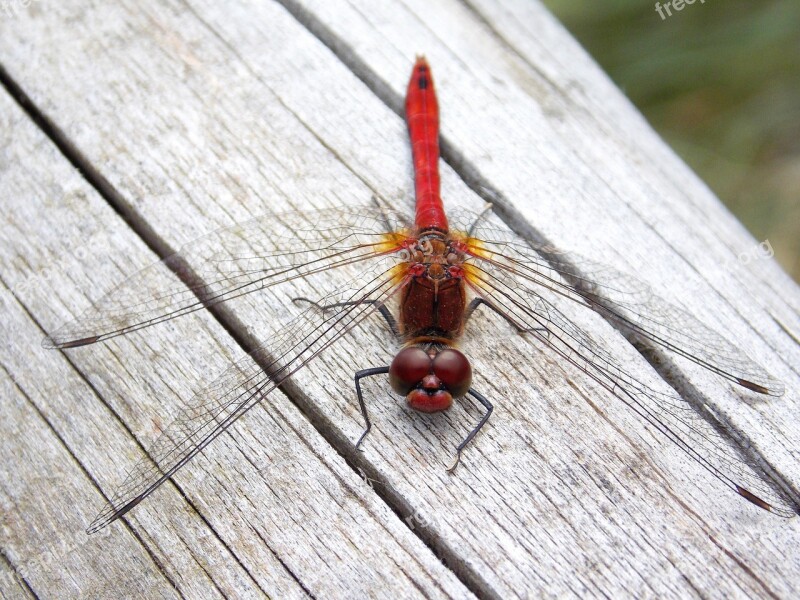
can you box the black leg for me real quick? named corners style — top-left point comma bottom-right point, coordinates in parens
top-left (370, 193), bottom-right (398, 233)
top-left (467, 202), bottom-right (494, 237)
top-left (293, 297), bottom-right (400, 339)
top-left (354, 366), bottom-right (390, 449)
top-left (463, 298), bottom-right (544, 334)
top-left (446, 388), bottom-right (494, 473)
top-left (462, 297), bottom-right (489, 327)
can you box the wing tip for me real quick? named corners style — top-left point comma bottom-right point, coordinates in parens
top-left (735, 485), bottom-right (797, 518)
top-left (86, 510), bottom-right (116, 535)
top-left (86, 496), bottom-right (144, 534)
top-left (736, 378), bottom-right (785, 397)
top-left (42, 334), bottom-right (100, 350)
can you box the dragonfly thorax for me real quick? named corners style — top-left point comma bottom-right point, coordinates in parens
top-left (399, 233), bottom-right (468, 342)
top-left (405, 234), bottom-right (466, 281)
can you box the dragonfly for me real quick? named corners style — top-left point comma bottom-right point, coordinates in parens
top-left (45, 57), bottom-right (796, 533)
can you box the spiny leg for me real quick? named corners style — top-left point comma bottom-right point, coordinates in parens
top-left (447, 297), bottom-right (535, 470)
top-left (370, 193), bottom-right (399, 234)
top-left (292, 296), bottom-right (400, 339)
top-left (354, 366), bottom-right (390, 449)
top-left (464, 298), bottom-right (544, 334)
top-left (446, 388), bottom-right (494, 473)
top-left (294, 296), bottom-right (397, 449)
top-left (467, 202), bottom-right (494, 237)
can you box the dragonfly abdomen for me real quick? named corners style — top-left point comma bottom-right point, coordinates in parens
top-left (406, 56), bottom-right (448, 233)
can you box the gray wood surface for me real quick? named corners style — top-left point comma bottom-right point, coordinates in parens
top-left (0, 68), bottom-right (471, 600)
top-left (1, 0), bottom-right (798, 598)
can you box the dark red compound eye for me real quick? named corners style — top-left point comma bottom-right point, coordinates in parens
top-left (432, 348), bottom-right (472, 398)
top-left (389, 347), bottom-right (431, 395)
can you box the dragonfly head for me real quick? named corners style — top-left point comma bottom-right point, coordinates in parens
top-left (389, 346), bottom-right (472, 412)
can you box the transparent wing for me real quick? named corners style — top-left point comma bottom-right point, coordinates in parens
top-left (87, 259), bottom-right (406, 533)
top-left (462, 241), bottom-right (796, 517)
top-left (45, 206), bottom-right (412, 348)
top-left (450, 208), bottom-right (784, 397)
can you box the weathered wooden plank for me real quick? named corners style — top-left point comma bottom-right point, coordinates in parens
top-left (0, 93), bottom-right (258, 599)
top-left (279, 0), bottom-right (800, 479)
top-left (0, 290), bottom-right (181, 599)
top-left (269, 0), bottom-right (800, 587)
top-left (187, 0), bottom-right (800, 593)
top-left (0, 0), bottom-right (798, 597)
top-left (0, 531), bottom-right (37, 599)
top-left (0, 84), bottom-right (473, 597)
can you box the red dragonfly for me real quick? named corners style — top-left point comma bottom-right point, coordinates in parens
top-left (46, 57), bottom-right (795, 533)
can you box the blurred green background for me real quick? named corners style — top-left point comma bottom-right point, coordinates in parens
top-left (541, 0), bottom-right (799, 281)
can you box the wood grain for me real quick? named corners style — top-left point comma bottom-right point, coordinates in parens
top-left (0, 0), bottom-right (798, 597)
top-left (0, 81), bottom-right (472, 598)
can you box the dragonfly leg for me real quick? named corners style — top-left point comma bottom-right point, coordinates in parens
top-left (370, 193), bottom-right (397, 233)
top-left (447, 388), bottom-right (494, 473)
top-left (466, 202), bottom-right (494, 237)
top-left (354, 366), bottom-right (390, 449)
top-left (293, 297), bottom-right (400, 339)
top-left (464, 298), bottom-right (544, 334)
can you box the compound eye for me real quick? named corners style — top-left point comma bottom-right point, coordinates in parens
top-left (432, 348), bottom-right (472, 398)
top-left (389, 347), bottom-right (431, 395)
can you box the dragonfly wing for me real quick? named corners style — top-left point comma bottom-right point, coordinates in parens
top-left (465, 259), bottom-right (797, 517)
top-left (45, 206), bottom-right (412, 348)
top-left (450, 208), bottom-right (784, 396)
top-left (87, 257), bottom-right (406, 533)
